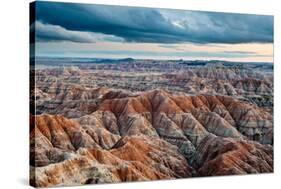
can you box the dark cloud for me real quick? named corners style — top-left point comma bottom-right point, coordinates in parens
top-left (34, 1), bottom-right (273, 44)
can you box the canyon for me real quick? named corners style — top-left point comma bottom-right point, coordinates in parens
top-left (30, 58), bottom-right (273, 187)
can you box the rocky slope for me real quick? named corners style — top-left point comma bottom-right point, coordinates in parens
top-left (35, 66), bottom-right (273, 109)
top-left (164, 68), bottom-right (273, 107)
top-left (31, 89), bottom-right (273, 187)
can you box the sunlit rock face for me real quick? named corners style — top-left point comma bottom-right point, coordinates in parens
top-left (31, 86), bottom-right (273, 187)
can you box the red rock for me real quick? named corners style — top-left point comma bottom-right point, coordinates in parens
top-left (31, 89), bottom-right (273, 187)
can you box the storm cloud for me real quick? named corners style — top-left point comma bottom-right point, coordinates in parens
top-left (34, 1), bottom-right (273, 44)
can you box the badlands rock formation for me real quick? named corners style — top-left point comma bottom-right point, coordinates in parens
top-left (31, 89), bottom-right (273, 187)
top-left (35, 65), bottom-right (273, 109)
top-left (31, 60), bottom-right (273, 187)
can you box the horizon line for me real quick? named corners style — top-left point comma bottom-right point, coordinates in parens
top-left (34, 55), bottom-right (273, 64)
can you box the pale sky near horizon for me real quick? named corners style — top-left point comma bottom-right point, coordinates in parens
top-left (33, 1), bottom-right (274, 62)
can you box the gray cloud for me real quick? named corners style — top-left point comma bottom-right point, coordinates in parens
top-left (34, 1), bottom-right (273, 44)
top-left (35, 21), bottom-right (96, 43)
top-left (35, 21), bottom-right (124, 43)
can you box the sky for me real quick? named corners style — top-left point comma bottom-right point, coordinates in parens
top-left (33, 1), bottom-right (274, 62)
